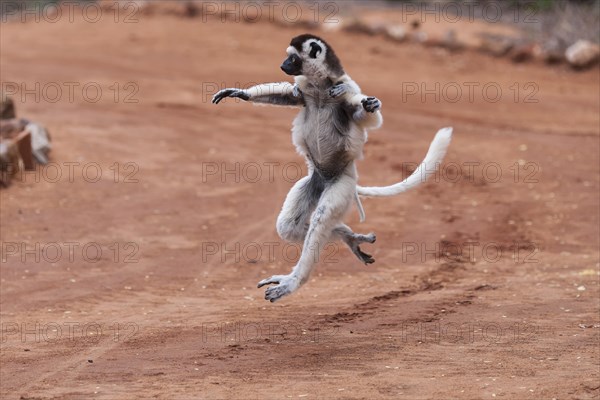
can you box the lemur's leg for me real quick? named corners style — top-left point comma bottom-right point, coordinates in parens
top-left (212, 82), bottom-right (304, 107)
top-left (255, 178), bottom-right (315, 293)
top-left (332, 224), bottom-right (376, 265)
top-left (275, 178), bottom-right (376, 265)
top-left (259, 174), bottom-right (355, 302)
top-left (275, 175), bottom-right (319, 243)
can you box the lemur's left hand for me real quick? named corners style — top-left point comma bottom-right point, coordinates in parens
top-left (329, 83), bottom-right (348, 98)
top-left (361, 97), bottom-right (382, 113)
top-left (212, 88), bottom-right (250, 104)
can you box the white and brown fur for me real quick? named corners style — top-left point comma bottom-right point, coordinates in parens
top-left (212, 34), bottom-right (452, 302)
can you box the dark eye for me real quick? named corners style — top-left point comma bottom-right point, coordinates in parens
top-left (291, 55), bottom-right (302, 67)
top-left (309, 42), bottom-right (322, 58)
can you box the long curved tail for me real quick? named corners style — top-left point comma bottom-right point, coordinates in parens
top-left (357, 127), bottom-right (453, 197)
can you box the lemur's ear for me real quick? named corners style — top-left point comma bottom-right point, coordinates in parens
top-left (309, 42), bottom-right (322, 58)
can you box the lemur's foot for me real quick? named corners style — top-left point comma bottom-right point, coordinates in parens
top-left (348, 232), bottom-right (376, 265)
top-left (357, 232), bottom-right (377, 244)
top-left (257, 274), bottom-right (300, 302)
top-left (329, 83), bottom-right (348, 98)
top-left (212, 88), bottom-right (250, 104)
top-left (361, 97), bottom-right (381, 113)
top-left (353, 246), bottom-right (375, 265)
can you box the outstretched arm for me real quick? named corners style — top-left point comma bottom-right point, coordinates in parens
top-left (212, 82), bottom-right (304, 107)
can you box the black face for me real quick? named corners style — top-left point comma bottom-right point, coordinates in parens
top-left (280, 53), bottom-right (302, 76)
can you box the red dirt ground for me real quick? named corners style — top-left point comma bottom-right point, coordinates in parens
top-left (1, 5), bottom-right (599, 400)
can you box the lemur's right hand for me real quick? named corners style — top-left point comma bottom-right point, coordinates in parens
top-left (361, 97), bottom-right (382, 113)
top-left (212, 88), bottom-right (250, 104)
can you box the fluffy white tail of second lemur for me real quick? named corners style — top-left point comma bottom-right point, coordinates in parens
top-left (357, 127), bottom-right (453, 197)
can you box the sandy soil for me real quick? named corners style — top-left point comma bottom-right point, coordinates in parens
top-left (1, 5), bottom-right (599, 400)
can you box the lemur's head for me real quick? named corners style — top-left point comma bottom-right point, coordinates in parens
top-left (281, 34), bottom-right (344, 81)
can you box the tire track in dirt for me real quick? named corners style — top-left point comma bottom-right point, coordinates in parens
top-left (318, 246), bottom-right (487, 328)
top-left (16, 337), bottom-right (126, 397)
